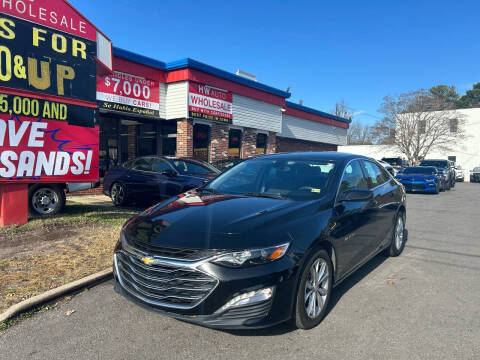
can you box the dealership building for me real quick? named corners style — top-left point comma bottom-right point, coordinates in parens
top-left (96, 48), bottom-right (351, 175)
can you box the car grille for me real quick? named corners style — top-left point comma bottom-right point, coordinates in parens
top-left (127, 238), bottom-right (221, 261)
top-left (115, 251), bottom-right (218, 309)
top-left (404, 183), bottom-right (426, 191)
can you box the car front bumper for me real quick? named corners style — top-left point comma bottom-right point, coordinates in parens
top-left (112, 249), bottom-right (299, 329)
top-left (398, 180), bottom-right (438, 192)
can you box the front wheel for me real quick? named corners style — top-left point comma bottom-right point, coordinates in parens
top-left (110, 182), bottom-right (128, 206)
top-left (29, 185), bottom-right (66, 216)
top-left (293, 249), bottom-right (333, 329)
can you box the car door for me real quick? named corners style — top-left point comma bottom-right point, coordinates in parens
top-left (125, 158), bottom-right (157, 200)
top-left (330, 160), bottom-right (377, 278)
top-left (149, 158), bottom-right (185, 198)
top-left (361, 160), bottom-right (397, 254)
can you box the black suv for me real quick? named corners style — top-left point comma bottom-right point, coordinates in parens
top-left (419, 159), bottom-right (455, 190)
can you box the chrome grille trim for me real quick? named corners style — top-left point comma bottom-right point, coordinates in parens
top-left (114, 251), bottom-right (219, 310)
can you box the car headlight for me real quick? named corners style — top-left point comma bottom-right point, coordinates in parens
top-left (212, 243), bottom-right (290, 267)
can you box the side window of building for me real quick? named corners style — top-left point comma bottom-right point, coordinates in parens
top-left (339, 160), bottom-right (368, 194)
top-left (362, 160), bottom-right (389, 188)
top-left (256, 133), bottom-right (267, 154)
top-left (228, 129), bottom-right (242, 158)
top-left (131, 158), bottom-right (152, 172)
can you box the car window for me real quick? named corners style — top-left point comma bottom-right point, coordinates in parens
top-left (206, 159), bottom-right (336, 200)
top-left (131, 158), bottom-right (152, 172)
top-left (150, 158), bottom-right (172, 173)
top-left (339, 160), bottom-right (368, 193)
top-left (362, 160), bottom-right (389, 188)
top-left (420, 160), bottom-right (448, 168)
top-left (172, 160), bottom-right (212, 175)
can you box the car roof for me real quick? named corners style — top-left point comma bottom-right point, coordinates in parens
top-left (256, 152), bottom-right (370, 161)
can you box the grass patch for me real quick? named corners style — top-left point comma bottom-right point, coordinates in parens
top-left (0, 202), bottom-right (139, 317)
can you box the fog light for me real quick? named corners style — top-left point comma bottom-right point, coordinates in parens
top-left (218, 287), bottom-right (274, 312)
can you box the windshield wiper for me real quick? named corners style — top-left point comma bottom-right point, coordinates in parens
top-left (243, 192), bottom-right (286, 199)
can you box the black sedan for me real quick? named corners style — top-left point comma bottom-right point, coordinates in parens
top-left (113, 152), bottom-right (407, 329)
top-left (103, 156), bottom-right (221, 206)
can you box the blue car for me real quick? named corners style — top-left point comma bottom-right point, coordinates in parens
top-left (395, 166), bottom-right (444, 194)
top-left (103, 156), bottom-right (221, 206)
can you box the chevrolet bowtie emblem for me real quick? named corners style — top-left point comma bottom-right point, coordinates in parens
top-left (140, 256), bottom-right (155, 265)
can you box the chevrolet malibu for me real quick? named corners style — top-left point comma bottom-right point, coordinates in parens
top-left (113, 153), bottom-right (407, 329)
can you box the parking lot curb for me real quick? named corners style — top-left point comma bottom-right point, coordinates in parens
top-left (0, 268), bottom-right (113, 324)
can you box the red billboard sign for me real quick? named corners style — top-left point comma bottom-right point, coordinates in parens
top-left (0, 114), bottom-right (99, 183)
top-left (0, 0), bottom-right (97, 41)
top-left (188, 82), bottom-right (232, 124)
top-left (97, 72), bottom-right (160, 118)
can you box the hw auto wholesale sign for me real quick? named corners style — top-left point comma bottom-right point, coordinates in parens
top-left (188, 81), bottom-right (232, 124)
top-left (0, 0), bottom-right (104, 183)
top-left (97, 71), bottom-right (160, 117)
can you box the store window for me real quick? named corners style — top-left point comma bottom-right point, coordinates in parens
top-left (228, 129), bottom-right (242, 158)
top-left (162, 121), bottom-right (177, 156)
top-left (256, 133), bottom-right (267, 154)
top-left (137, 122), bottom-right (157, 157)
top-left (193, 123), bottom-right (210, 161)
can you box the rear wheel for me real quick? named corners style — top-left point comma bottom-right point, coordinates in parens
top-left (110, 182), bottom-right (128, 206)
top-left (388, 213), bottom-right (406, 257)
top-left (29, 185), bottom-right (66, 216)
top-left (293, 249), bottom-right (332, 329)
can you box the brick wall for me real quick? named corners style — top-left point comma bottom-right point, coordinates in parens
top-left (241, 128), bottom-right (257, 159)
top-left (176, 119), bottom-right (193, 157)
top-left (209, 122), bottom-right (229, 162)
top-left (267, 131), bottom-right (277, 154)
top-left (276, 136), bottom-right (337, 152)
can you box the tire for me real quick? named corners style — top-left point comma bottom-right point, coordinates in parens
top-left (435, 183), bottom-right (440, 194)
top-left (451, 178), bottom-right (455, 188)
top-left (445, 180), bottom-right (451, 191)
top-left (28, 184), bottom-right (66, 216)
top-left (110, 182), bottom-right (128, 206)
top-left (293, 248), bottom-right (333, 330)
top-left (387, 212), bottom-right (406, 257)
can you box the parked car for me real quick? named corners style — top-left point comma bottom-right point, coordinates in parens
top-left (454, 165), bottom-right (465, 182)
top-left (419, 159), bottom-right (455, 190)
top-left (381, 157), bottom-right (408, 174)
top-left (28, 181), bottom-right (99, 216)
top-left (377, 159), bottom-right (396, 176)
top-left (212, 158), bottom-right (244, 172)
top-left (113, 152), bottom-right (407, 329)
top-left (471, 167), bottom-right (480, 183)
top-left (103, 156), bottom-right (221, 206)
top-left (395, 166), bottom-right (444, 193)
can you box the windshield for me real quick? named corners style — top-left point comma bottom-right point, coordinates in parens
top-left (420, 160), bottom-right (448, 168)
top-left (474, 167), bottom-right (480, 172)
top-left (205, 158), bottom-right (336, 200)
top-left (403, 167), bottom-right (436, 175)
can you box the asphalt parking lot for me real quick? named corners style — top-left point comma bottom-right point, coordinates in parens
top-left (1, 183), bottom-right (479, 360)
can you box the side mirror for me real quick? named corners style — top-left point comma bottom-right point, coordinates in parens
top-left (339, 189), bottom-right (374, 202)
top-left (161, 169), bottom-right (177, 177)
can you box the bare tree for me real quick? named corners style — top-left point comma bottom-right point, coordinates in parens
top-left (377, 90), bottom-right (466, 164)
top-left (347, 120), bottom-right (373, 145)
top-left (331, 99), bottom-right (353, 120)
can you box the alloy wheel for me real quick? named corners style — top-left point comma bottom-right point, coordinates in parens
top-left (395, 216), bottom-right (404, 250)
top-left (304, 258), bottom-right (329, 319)
top-left (111, 183), bottom-right (125, 205)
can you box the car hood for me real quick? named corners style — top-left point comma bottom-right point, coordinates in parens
top-left (124, 190), bottom-right (320, 250)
